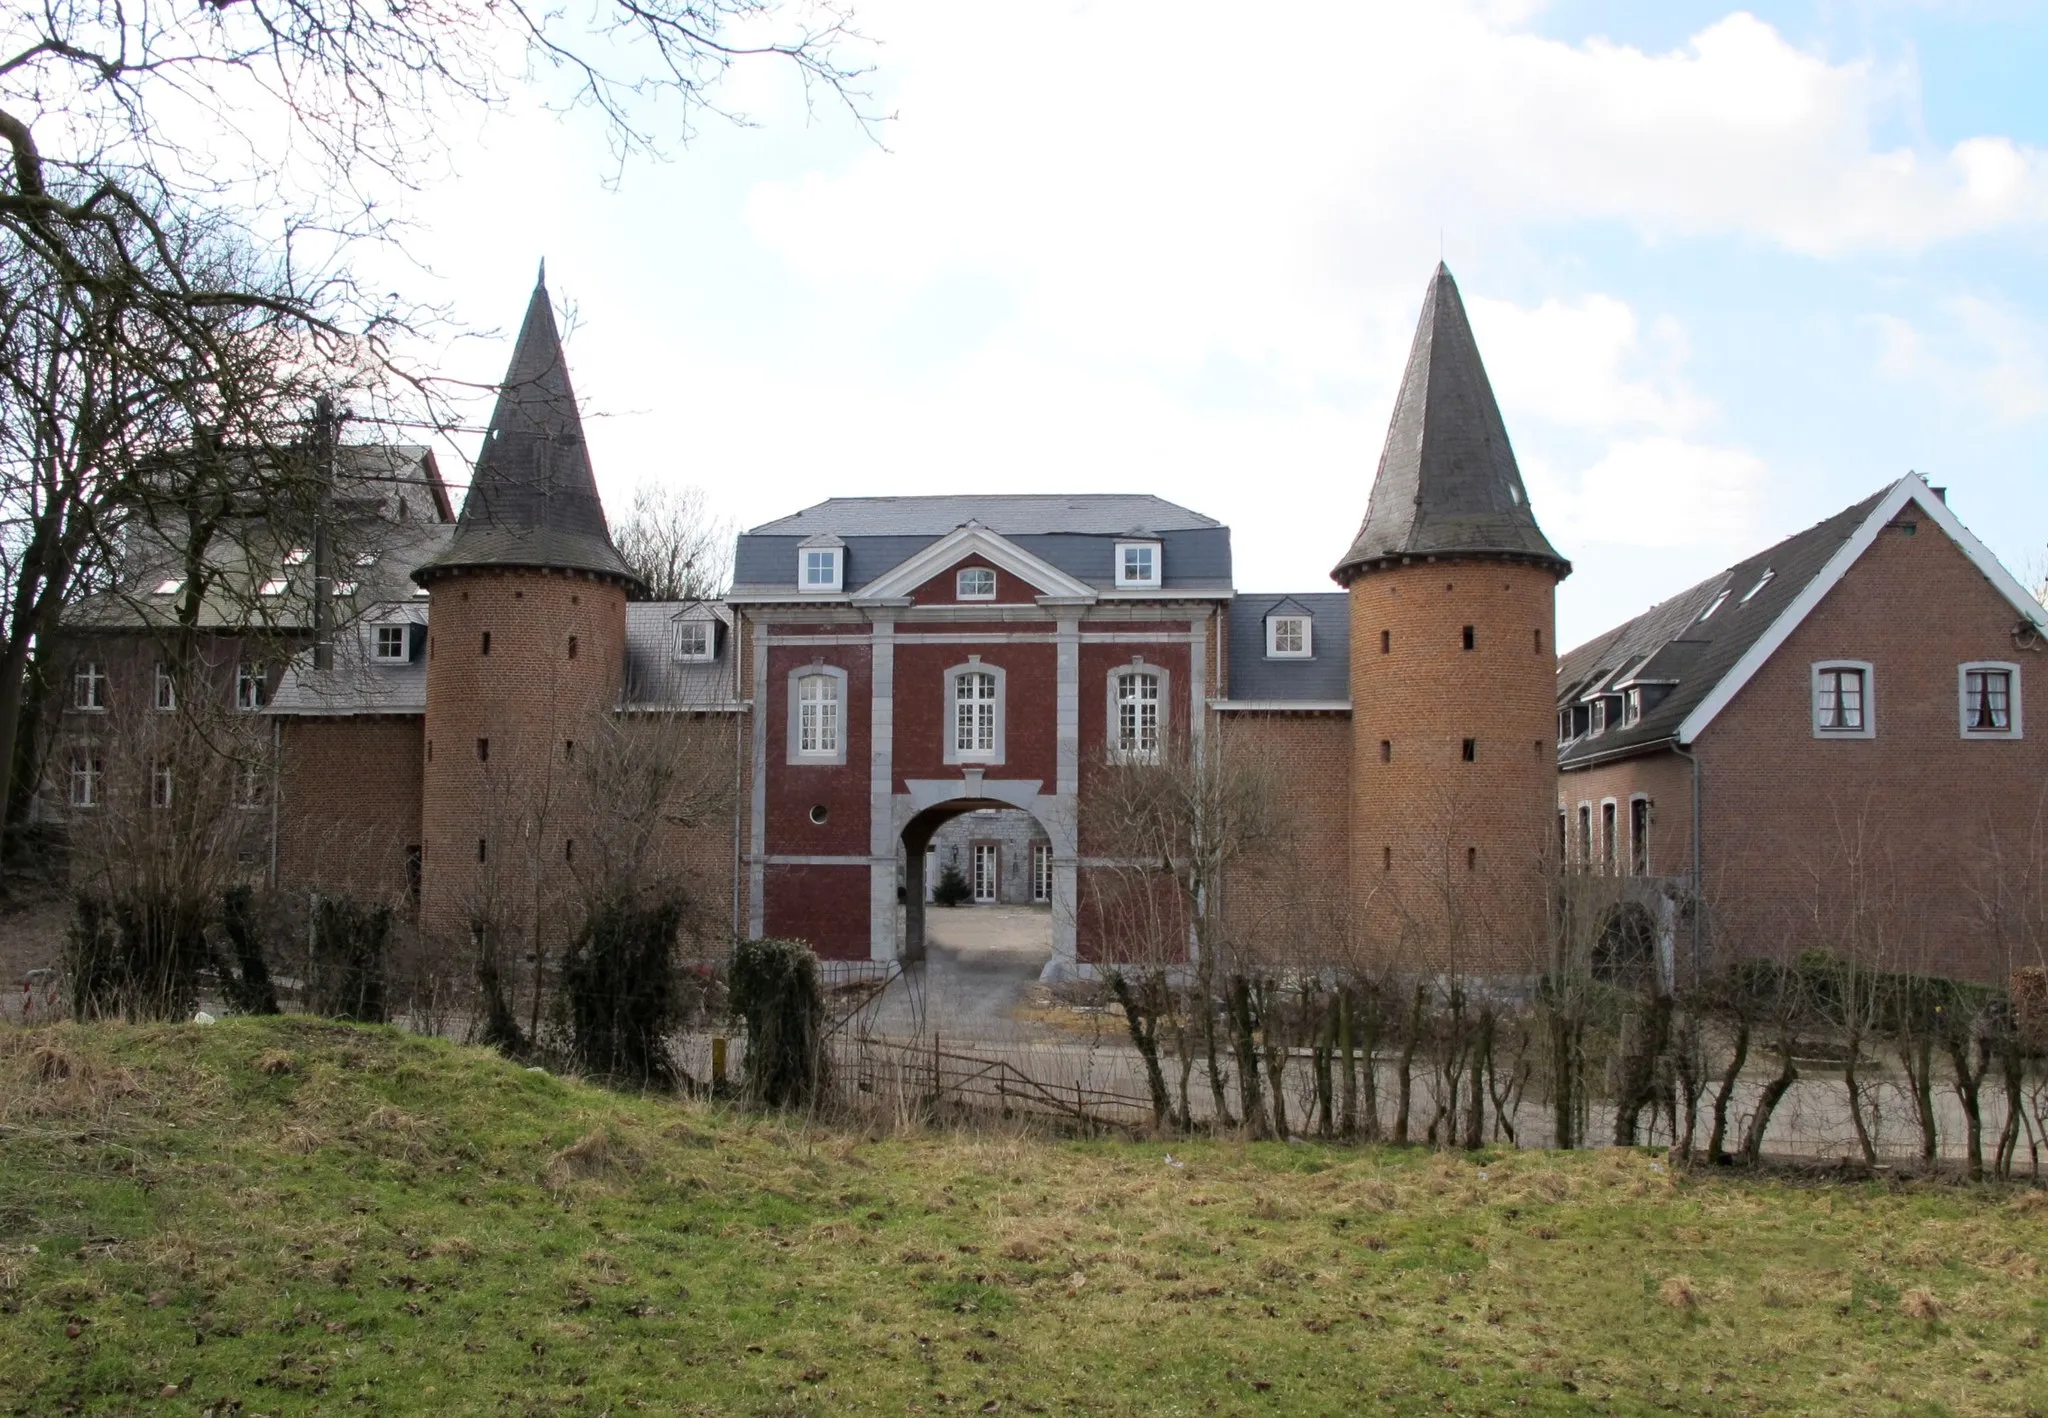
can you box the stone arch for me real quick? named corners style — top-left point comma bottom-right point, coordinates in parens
top-left (892, 777), bottom-right (1072, 970)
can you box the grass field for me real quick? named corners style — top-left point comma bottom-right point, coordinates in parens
top-left (1, 1018), bottom-right (2044, 1417)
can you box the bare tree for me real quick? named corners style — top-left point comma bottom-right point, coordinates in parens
top-left (613, 482), bottom-right (735, 601)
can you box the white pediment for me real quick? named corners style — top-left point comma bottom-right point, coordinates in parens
top-left (852, 524), bottom-right (1095, 604)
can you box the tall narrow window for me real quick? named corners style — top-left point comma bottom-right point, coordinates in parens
top-left (70, 754), bottom-right (103, 807)
top-left (1461, 738), bottom-right (1476, 762)
top-left (151, 761), bottom-right (174, 809)
top-left (235, 664), bottom-right (266, 711)
top-left (477, 737), bottom-right (489, 762)
top-left (567, 635), bottom-right (578, 660)
top-left (1812, 663), bottom-right (1872, 737)
top-left (1111, 669), bottom-right (1162, 763)
top-left (1629, 797), bottom-right (1650, 875)
top-left (1601, 801), bottom-right (1617, 874)
top-left (74, 662), bottom-right (107, 711)
top-left (1380, 630), bottom-right (1391, 654)
top-left (1467, 846), bottom-right (1477, 871)
top-left (955, 671), bottom-right (999, 759)
top-left (1031, 842), bottom-right (1052, 904)
top-left (798, 672), bottom-right (841, 758)
top-left (1534, 628), bottom-right (1543, 654)
top-left (1960, 664), bottom-right (2019, 737)
top-left (1577, 804), bottom-right (1592, 867)
top-left (480, 630), bottom-right (491, 656)
top-left (1379, 739), bottom-right (1391, 763)
top-left (153, 662), bottom-right (177, 711)
top-left (1461, 625), bottom-right (1475, 651)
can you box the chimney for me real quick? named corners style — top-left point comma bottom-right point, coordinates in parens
top-left (1930, 486), bottom-right (1948, 504)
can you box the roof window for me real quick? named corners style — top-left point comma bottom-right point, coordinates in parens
top-left (283, 547), bottom-right (310, 566)
top-left (1697, 588), bottom-right (1731, 623)
top-left (1740, 569), bottom-right (1775, 602)
top-left (258, 577), bottom-right (288, 597)
top-left (1114, 540), bottom-right (1161, 588)
top-left (1266, 613), bottom-right (1312, 659)
top-left (153, 578), bottom-right (182, 596)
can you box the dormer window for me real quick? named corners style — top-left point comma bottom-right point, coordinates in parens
top-left (798, 536), bottom-right (845, 593)
top-left (258, 576), bottom-right (288, 597)
top-left (1266, 614), bottom-right (1311, 659)
top-left (153, 578), bottom-right (182, 596)
top-left (673, 619), bottom-right (715, 662)
top-left (373, 625), bottom-right (410, 662)
top-left (1621, 688), bottom-right (1641, 727)
top-left (283, 547), bottom-right (310, 567)
top-left (1115, 540), bottom-right (1161, 588)
top-left (956, 567), bottom-right (996, 601)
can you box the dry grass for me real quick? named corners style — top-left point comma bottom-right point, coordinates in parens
top-left (2, 1018), bottom-right (2044, 1418)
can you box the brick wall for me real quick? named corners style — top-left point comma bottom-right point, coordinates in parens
top-left (1690, 519), bottom-right (2048, 982)
top-left (277, 716), bottom-right (425, 905)
top-left (1219, 710), bottom-right (1352, 961)
top-left (1347, 561), bottom-right (1559, 974)
top-left (418, 570), bottom-right (628, 943)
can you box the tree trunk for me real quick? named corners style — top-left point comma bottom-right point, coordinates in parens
top-left (1707, 1016), bottom-right (1750, 1165)
top-left (1314, 993), bottom-right (1336, 1139)
top-left (1393, 983), bottom-right (1424, 1146)
top-left (1227, 975), bottom-right (1269, 1138)
top-left (1462, 1007), bottom-right (1489, 1150)
top-left (1946, 1032), bottom-right (1989, 1182)
top-left (1740, 1039), bottom-right (1797, 1167)
top-left (1841, 1030), bottom-right (1878, 1167)
top-left (1337, 986), bottom-right (1358, 1139)
top-left (1613, 993), bottom-right (1672, 1147)
top-left (1109, 969), bottom-right (1171, 1129)
top-left (1898, 1031), bottom-right (1939, 1165)
top-left (1995, 1036), bottom-right (2023, 1181)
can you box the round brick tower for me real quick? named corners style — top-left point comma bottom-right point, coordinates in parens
top-left (1333, 264), bottom-right (1571, 975)
top-left (413, 273), bottom-right (643, 943)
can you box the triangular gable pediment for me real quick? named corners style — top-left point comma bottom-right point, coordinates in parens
top-left (1677, 476), bottom-right (2047, 743)
top-left (853, 525), bottom-right (1094, 604)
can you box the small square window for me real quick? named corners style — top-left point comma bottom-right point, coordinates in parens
top-left (673, 620), bottom-right (714, 661)
top-left (1114, 541), bottom-right (1160, 588)
top-left (1812, 662), bottom-right (1873, 737)
top-left (74, 662), bottom-right (107, 711)
top-left (799, 545), bottom-right (844, 593)
top-left (956, 567), bottom-right (997, 601)
top-left (1266, 615), bottom-right (1311, 658)
top-left (1959, 663), bottom-right (2021, 738)
top-left (373, 625), bottom-right (409, 662)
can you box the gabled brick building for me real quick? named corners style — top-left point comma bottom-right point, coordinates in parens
top-left (1557, 476), bottom-right (2048, 984)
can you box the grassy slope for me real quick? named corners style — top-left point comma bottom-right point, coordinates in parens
top-left (1, 1021), bottom-right (2043, 1418)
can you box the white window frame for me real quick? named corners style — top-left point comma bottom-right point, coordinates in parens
top-left (1621, 687), bottom-right (1641, 728)
top-left (1958, 662), bottom-right (2022, 739)
top-left (258, 576), bottom-right (289, 597)
top-left (236, 663), bottom-right (267, 712)
top-left (1114, 540), bottom-right (1161, 588)
top-left (1266, 614), bottom-right (1312, 659)
top-left (1628, 794), bottom-right (1651, 876)
top-left (971, 842), bottom-right (999, 903)
top-left (786, 664), bottom-right (848, 765)
top-left (1599, 798), bottom-right (1618, 875)
top-left (943, 658), bottom-right (1006, 766)
top-left (69, 754), bottom-right (103, 808)
top-left (1576, 802), bottom-right (1593, 867)
top-left (152, 577), bottom-right (182, 597)
top-left (672, 619), bottom-right (715, 663)
top-left (74, 661), bottom-right (107, 712)
top-left (151, 760), bottom-right (174, 810)
top-left (955, 567), bottom-right (997, 601)
top-left (372, 624), bottom-right (411, 663)
top-left (1811, 660), bottom-right (1875, 739)
top-left (1106, 661), bottom-right (1170, 765)
top-left (1697, 588), bottom-right (1731, 622)
top-left (798, 546), bottom-right (844, 594)
top-left (153, 662), bottom-right (176, 712)
top-left (1031, 841), bottom-right (1052, 904)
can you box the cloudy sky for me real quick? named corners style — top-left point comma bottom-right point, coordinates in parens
top-left (379, 0), bottom-right (2048, 649)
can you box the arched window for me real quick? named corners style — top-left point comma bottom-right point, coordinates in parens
top-left (1111, 667), bottom-right (1163, 763)
top-left (786, 664), bottom-right (849, 765)
top-left (954, 671), bottom-right (998, 758)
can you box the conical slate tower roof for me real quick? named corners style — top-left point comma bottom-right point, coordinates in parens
top-left (415, 274), bottom-right (641, 590)
top-left (1332, 264), bottom-right (1569, 583)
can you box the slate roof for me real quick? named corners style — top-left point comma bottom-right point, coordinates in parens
top-left (1334, 264), bottom-right (1568, 582)
top-left (415, 275), bottom-right (640, 590)
top-left (731, 495), bottom-right (1233, 597)
top-left (274, 598), bottom-right (741, 716)
top-left (1556, 488), bottom-right (1889, 766)
top-left (1222, 593), bottom-right (1351, 704)
top-left (749, 495), bottom-right (1220, 538)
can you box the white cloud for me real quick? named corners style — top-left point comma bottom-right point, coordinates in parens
top-left (1469, 295), bottom-right (1710, 435)
top-left (1872, 298), bottom-right (2048, 424)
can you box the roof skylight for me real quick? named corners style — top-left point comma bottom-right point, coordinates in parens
top-left (153, 578), bottom-right (182, 596)
top-left (283, 547), bottom-right (310, 566)
top-left (1740, 569), bottom-right (1775, 602)
top-left (1697, 588), bottom-right (1731, 623)
top-left (258, 577), bottom-right (288, 596)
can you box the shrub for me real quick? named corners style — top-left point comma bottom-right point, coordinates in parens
top-left (66, 892), bottom-right (209, 1021)
top-left (308, 896), bottom-right (390, 1023)
top-left (727, 937), bottom-right (826, 1108)
top-left (214, 887), bottom-right (280, 1015)
top-left (933, 862), bottom-right (973, 907)
top-left (561, 898), bottom-right (683, 1088)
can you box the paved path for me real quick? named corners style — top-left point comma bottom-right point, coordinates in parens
top-left (866, 903), bottom-right (1055, 1039)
